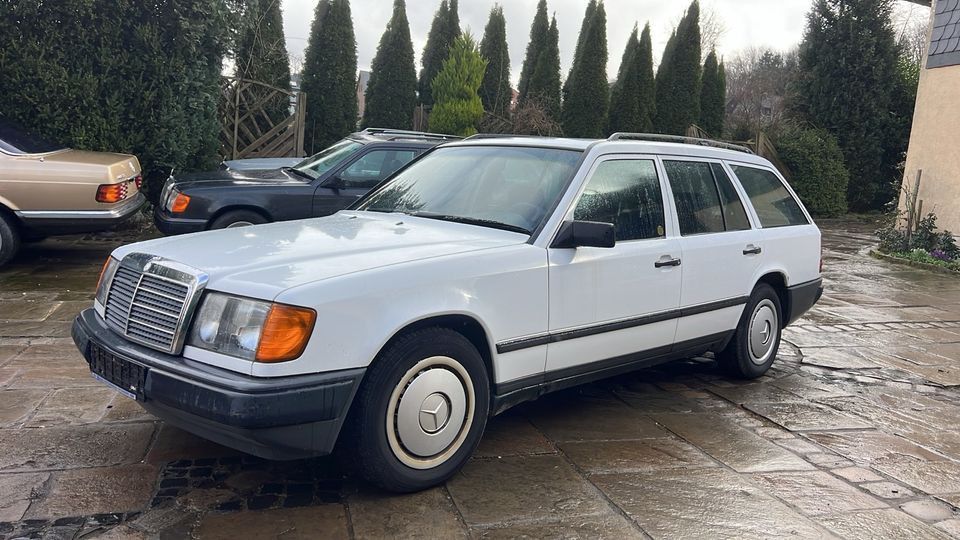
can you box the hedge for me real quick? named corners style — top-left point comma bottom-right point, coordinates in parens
top-left (776, 126), bottom-right (849, 217)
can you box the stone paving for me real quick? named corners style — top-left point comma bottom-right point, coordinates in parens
top-left (2, 220), bottom-right (960, 538)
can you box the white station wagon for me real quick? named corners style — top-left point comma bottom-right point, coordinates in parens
top-left (73, 134), bottom-right (822, 491)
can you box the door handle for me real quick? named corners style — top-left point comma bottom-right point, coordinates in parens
top-left (655, 257), bottom-right (681, 268)
top-left (743, 245), bottom-right (762, 255)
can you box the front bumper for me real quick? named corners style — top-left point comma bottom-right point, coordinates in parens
top-left (72, 308), bottom-right (364, 460)
top-left (785, 277), bottom-right (824, 326)
top-left (153, 206), bottom-right (207, 235)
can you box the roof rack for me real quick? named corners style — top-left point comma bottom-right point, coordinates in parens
top-left (358, 128), bottom-right (462, 141)
top-left (463, 133), bottom-right (547, 140)
top-left (607, 133), bottom-right (754, 154)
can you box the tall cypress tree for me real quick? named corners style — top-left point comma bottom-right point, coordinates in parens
top-left (699, 50), bottom-right (725, 136)
top-left (528, 16), bottom-right (562, 118)
top-left (517, 0), bottom-right (549, 106)
top-left (654, 0), bottom-right (701, 135)
top-left (562, 1), bottom-right (609, 138)
top-left (300, 0), bottom-right (357, 153)
top-left (479, 5), bottom-right (511, 117)
top-left (235, 0), bottom-right (291, 124)
top-left (430, 33), bottom-right (487, 136)
top-left (793, 0), bottom-right (901, 210)
top-left (562, 0), bottom-right (597, 107)
top-left (418, 0), bottom-right (460, 107)
top-left (608, 23), bottom-right (655, 134)
top-left (362, 0), bottom-right (417, 129)
top-left (636, 24), bottom-right (657, 133)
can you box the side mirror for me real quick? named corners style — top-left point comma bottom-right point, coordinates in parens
top-left (551, 220), bottom-right (616, 249)
top-left (324, 176), bottom-right (346, 190)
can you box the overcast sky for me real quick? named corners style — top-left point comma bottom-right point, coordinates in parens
top-left (280, 0), bottom-right (929, 84)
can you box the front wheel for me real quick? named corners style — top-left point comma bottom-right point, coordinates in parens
top-left (209, 209), bottom-right (268, 229)
top-left (717, 283), bottom-right (782, 379)
top-left (349, 327), bottom-right (489, 492)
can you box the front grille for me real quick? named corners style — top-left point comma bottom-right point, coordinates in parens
top-left (103, 255), bottom-right (203, 353)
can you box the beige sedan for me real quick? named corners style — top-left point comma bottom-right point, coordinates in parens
top-left (0, 122), bottom-right (145, 265)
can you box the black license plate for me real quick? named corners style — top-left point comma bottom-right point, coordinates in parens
top-left (89, 343), bottom-right (148, 400)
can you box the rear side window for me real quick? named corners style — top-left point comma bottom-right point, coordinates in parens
top-left (730, 165), bottom-right (808, 227)
top-left (663, 161), bottom-right (726, 235)
top-left (574, 159), bottom-right (665, 241)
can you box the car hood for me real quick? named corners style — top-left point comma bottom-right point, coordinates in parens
top-left (173, 168), bottom-right (308, 191)
top-left (112, 211), bottom-right (527, 299)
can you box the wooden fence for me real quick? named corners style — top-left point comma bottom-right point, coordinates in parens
top-left (219, 78), bottom-right (306, 160)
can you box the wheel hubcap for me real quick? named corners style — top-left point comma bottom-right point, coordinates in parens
top-left (386, 356), bottom-right (474, 469)
top-left (226, 221), bottom-right (254, 228)
top-left (748, 299), bottom-right (779, 365)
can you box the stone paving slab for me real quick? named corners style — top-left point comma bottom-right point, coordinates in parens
top-left (750, 471), bottom-right (887, 516)
top-left (25, 464), bottom-right (158, 519)
top-left (348, 487), bottom-right (466, 538)
top-left (820, 509), bottom-right (952, 539)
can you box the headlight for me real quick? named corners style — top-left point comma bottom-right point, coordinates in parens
top-left (187, 292), bottom-right (316, 362)
top-left (95, 256), bottom-right (119, 308)
top-left (164, 186), bottom-right (190, 214)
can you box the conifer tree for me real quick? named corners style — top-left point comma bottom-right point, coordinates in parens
top-left (654, 0), bottom-right (701, 135)
top-left (562, 0), bottom-right (597, 107)
top-left (479, 5), bottom-right (511, 117)
top-left (300, 0), bottom-right (357, 153)
top-left (236, 0), bottom-right (291, 123)
top-left (608, 25), bottom-right (643, 133)
top-left (636, 24), bottom-right (657, 133)
top-left (562, 1), bottom-right (609, 138)
top-left (793, 0), bottom-right (901, 210)
top-left (430, 33), bottom-right (487, 136)
top-left (517, 0), bottom-right (549, 106)
top-left (362, 0), bottom-right (417, 129)
top-left (529, 16), bottom-right (562, 119)
top-left (418, 0), bottom-right (460, 107)
top-left (698, 50), bottom-right (725, 136)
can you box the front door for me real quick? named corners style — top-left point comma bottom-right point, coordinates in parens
top-left (660, 158), bottom-right (763, 343)
top-left (546, 156), bottom-right (683, 374)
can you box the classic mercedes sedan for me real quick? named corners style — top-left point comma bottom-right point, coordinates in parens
top-left (72, 134), bottom-right (822, 492)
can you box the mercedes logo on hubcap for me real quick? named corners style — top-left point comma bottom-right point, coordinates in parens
top-left (419, 393), bottom-right (450, 434)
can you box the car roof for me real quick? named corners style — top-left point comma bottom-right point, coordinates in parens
top-left (441, 134), bottom-right (774, 168)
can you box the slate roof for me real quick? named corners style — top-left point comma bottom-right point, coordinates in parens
top-left (928, 0), bottom-right (960, 68)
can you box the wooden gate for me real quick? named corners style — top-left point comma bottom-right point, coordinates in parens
top-left (219, 78), bottom-right (306, 160)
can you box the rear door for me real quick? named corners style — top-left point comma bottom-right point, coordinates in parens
top-left (660, 158), bottom-right (762, 344)
top-left (312, 147), bottom-right (421, 216)
top-left (546, 155), bottom-right (683, 374)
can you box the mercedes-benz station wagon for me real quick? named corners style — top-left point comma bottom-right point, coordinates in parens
top-left (72, 134), bottom-right (822, 492)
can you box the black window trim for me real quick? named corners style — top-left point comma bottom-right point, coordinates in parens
top-left (658, 155), bottom-right (757, 238)
top-left (553, 153), bottom-right (673, 246)
top-left (724, 160), bottom-right (812, 229)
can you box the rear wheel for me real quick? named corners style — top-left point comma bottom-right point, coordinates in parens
top-left (349, 327), bottom-right (489, 492)
top-left (0, 213), bottom-right (21, 267)
top-left (717, 283), bottom-right (782, 379)
top-left (209, 210), bottom-right (268, 229)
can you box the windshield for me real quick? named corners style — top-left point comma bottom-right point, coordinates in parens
top-left (356, 146), bottom-right (582, 234)
top-left (0, 122), bottom-right (65, 155)
top-left (293, 139), bottom-right (364, 179)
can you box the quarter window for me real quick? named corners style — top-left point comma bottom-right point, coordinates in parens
top-left (730, 165), bottom-right (808, 227)
top-left (663, 161), bottom-right (726, 235)
top-left (712, 163), bottom-right (751, 231)
top-left (573, 159), bottom-right (665, 242)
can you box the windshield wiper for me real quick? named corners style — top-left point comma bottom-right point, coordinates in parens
top-left (409, 211), bottom-right (532, 235)
top-left (281, 167), bottom-right (314, 181)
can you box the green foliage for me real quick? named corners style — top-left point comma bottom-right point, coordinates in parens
top-left (608, 24), bottom-right (656, 133)
top-left (890, 249), bottom-right (960, 271)
top-left (235, 0), bottom-right (291, 124)
top-left (300, 0), bottom-right (357, 153)
top-left (429, 34), bottom-right (487, 136)
top-left (775, 126), bottom-right (849, 217)
top-left (878, 213), bottom-right (960, 261)
top-left (362, 0), bottom-right (418, 129)
top-left (654, 0), bottom-right (701, 135)
top-left (562, 1), bottom-right (609, 137)
top-left (0, 0), bottom-right (229, 201)
top-left (479, 6), bottom-right (511, 118)
top-left (517, 0), bottom-right (550, 109)
top-left (699, 51), bottom-right (725, 136)
top-left (562, 0), bottom-right (597, 113)
top-left (418, 0), bottom-right (460, 107)
top-left (793, 0), bottom-right (904, 211)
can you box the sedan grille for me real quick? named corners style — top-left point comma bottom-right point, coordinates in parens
top-left (103, 255), bottom-right (206, 354)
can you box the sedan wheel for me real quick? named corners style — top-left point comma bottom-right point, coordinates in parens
top-left (748, 299), bottom-right (779, 366)
top-left (717, 283), bottom-right (783, 379)
top-left (225, 220), bottom-right (255, 228)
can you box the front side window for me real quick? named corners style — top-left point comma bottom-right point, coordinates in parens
top-left (357, 146), bottom-right (582, 234)
top-left (730, 165), bottom-right (808, 227)
top-left (573, 159), bottom-right (665, 241)
top-left (340, 149), bottom-right (418, 188)
top-left (663, 161), bottom-right (726, 235)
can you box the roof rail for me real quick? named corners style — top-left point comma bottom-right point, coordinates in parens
top-left (607, 133), bottom-right (754, 154)
top-left (359, 128), bottom-right (462, 141)
top-left (463, 133), bottom-right (554, 141)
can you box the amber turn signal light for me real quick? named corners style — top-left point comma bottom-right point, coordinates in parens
top-left (171, 193), bottom-right (191, 213)
top-left (96, 183), bottom-right (128, 203)
top-left (255, 304), bottom-right (317, 363)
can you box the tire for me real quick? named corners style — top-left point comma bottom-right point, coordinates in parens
top-left (209, 210), bottom-right (268, 229)
top-left (347, 327), bottom-right (490, 492)
top-left (717, 283), bottom-right (783, 379)
top-left (0, 213), bottom-right (21, 267)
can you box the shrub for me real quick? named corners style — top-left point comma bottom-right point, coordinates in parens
top-left (878, 213), bottom-right (959, 260)
top-left (775, 126), bottom-right (849, 217)
top-left (429, 34), bottom-right (486, 137)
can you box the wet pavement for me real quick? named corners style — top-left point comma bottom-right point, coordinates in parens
top-left (2, 219), bottom-right (960, 538)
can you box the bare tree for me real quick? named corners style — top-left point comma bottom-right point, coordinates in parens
top-left (892, 4), bottom-right (931, 66)
top-left (700, 6), bottom-right (726, 58)
top-left (724, 46), bottom-right (799, 140)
